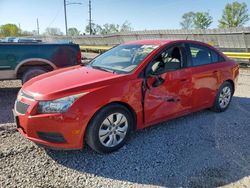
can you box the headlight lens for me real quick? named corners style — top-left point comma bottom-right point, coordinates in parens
top-left (38, 93), bottom-right (87, 114)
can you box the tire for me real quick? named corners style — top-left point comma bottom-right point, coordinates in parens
top-left (85, 104), bottom-right (134, 154)
top-left (211, 81), bottom-right (233, 112)
top-left (21, 67), bottom-right (48, 84)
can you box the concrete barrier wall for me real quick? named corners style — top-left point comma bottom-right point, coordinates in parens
top-left (33, 27), bottom-right (250, 52)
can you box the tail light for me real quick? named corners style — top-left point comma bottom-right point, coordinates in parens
top-left (77, 50), bottom-right (81, 64)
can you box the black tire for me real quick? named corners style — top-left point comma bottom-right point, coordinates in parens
top-left (211, 81), bottom-right (233, 112)
top-left (21, 67), bottom-right (48, 84)
top-left (85, 104), bottom-right (134, 154)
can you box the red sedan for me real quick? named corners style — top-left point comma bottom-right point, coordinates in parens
top-left (14, 40), bottom-right (239, 153)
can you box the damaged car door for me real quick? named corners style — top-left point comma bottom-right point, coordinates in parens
top-left (143, 43), bottom-right (192, 126)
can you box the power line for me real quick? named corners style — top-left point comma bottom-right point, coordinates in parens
top-left (64, 1), bottom-right (83, 36)
top-left (47, 4), bottom-right (64, 29)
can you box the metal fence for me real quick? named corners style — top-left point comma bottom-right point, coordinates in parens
top-left (36, 27), bottom-right (250, 52)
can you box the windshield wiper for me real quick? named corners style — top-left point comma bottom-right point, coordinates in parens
top-left (91, 65), bottom-right (115, 73)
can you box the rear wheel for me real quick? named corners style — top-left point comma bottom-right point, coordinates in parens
top-left (21, 67), bottom-right (48, 84)
top-left (211, 81), bottom-right (233, 112)
top-left (85, 104), bottom-right (134, 153)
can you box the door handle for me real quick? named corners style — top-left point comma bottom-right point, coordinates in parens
top-left (180, 78), bottom-right (188, 82)
top-left (167, 98), bottom-right (180, 103)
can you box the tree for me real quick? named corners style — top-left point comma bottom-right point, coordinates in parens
top-left (85, 21), bottom-right (133, 35)
top-left (85, 23), bottom-right (102, 35)
top-left (20, 30), bottom-right (33, 36)
top-left (44, 27), bottom-right (63, 36)
top-left (0, 24), bottom-right (21, 37)
top-left (180, 12), bottom-right (196, 29)
top-left (67, 27), bottom-right (80, 36)
top-left (194, 12), bottom-right (213, 29)
top-left (219, 2), bottom-right (250, 28)
top-left (120, 21), bottom-right (133, 32)
top-left (101, 23), bottom-right (120, 34)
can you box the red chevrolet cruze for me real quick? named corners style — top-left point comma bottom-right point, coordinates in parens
top-left (14, 40), bottom-right (239, 153)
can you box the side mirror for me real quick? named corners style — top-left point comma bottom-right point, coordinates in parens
top-left (146, 60), bottom-right (165, 77)
top-left (152, 76), bottom-right (165, 87)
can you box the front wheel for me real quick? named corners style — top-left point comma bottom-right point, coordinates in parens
top-left (211, 81), bottom-right (233, 112)
top-left (85, 104), bottom-right (134, 154)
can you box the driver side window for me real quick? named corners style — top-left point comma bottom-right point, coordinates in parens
top-left (151, 46), bottom-right (183, 75)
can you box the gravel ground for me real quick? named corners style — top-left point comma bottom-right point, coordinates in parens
top-left (0, 70), bottom-right (250, 188)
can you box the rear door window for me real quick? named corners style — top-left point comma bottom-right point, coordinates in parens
top-left (188, 43), bottom-right (224, 66)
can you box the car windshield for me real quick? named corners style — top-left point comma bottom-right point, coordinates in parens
top-left (89, 44), bottom-right (159, 74)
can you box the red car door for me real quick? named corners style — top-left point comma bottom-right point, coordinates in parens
top-left (143, 43), bottom-right (192, 126)
top-left (185, 43), bottom-right (222, 109)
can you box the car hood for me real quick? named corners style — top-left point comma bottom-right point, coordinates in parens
top-left (22, 66), bottom-right (128, 100)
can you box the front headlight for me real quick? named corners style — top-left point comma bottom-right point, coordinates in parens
top-left (38, 93), bottom-right (88, 114)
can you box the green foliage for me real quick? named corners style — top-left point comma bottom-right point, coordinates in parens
top-left (85, 23), bottom-right (102, 35)
top-left (44, 27), bottom-right (63, 36)
top-left (120, 21), bottom-right (133, 32)
top-left (0, 24), bottom-right (21, 37)
top-left (219, 1), bottom-right (250, 28)
top-left (101, 23), bottom-right (120, 34)
top-left (180, 12), bottom-right (196, 29)
top-left (67, 27), bottom-right (80, 36)
top-left (85, 21), bottom-right (133, 35)
top-left (194, 12), bottom-right (213, 29)
top-left (180, 12), bottom-right (213, 29)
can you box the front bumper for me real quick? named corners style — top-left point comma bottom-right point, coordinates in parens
top-left (13, 97), bottom-right (84, 150)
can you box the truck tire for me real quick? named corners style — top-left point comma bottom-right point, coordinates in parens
top-left (21, 67), bottom-right (48, 84)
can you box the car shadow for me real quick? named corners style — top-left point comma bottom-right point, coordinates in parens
top-left (46, 96), bottom-right (250, 187)
top-left (0, 87), bottom-right (20, 124)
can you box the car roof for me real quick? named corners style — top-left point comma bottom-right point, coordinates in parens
top-left (124, 39), bottom-right (209, 47)
top-left (125, 39), bottom-right (173, 46)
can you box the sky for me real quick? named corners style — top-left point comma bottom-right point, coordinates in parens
top-left (0, 0), bottom-right (250, 34)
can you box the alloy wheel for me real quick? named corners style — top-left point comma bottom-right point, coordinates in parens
top-left (98, 113), bottom-right (128, 147)
top-left (219, 86), bottom-right (232, 109)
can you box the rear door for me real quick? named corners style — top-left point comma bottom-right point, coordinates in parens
top-left (185, 43), bottom-right (224, 109)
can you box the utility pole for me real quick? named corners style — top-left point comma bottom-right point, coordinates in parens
top-left (89, 0), bottom-right (92, 35)
top-left (64, 0), bottom-right (68, 35)
top-left (36, 18), bottom-right (40, 35)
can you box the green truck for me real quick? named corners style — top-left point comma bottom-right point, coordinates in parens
top-left (0, 42), bottom-right (81, 83)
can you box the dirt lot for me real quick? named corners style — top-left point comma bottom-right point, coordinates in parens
top-left (0, 69), bottom-right (249, 188)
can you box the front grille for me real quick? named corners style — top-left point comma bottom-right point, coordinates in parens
top-left (15, 101), bottom-right (30, 114)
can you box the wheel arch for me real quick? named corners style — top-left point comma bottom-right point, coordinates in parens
top-left (224, 79), bottom-right (235, 94)
top-left (84, 101), bottom-right (138, 144)
top-left (89, 101), bottom-right (137, 130)
top-left (15, 58), bottom-right (57, 76)
top-left (109, 101), bottom-right (137, 130)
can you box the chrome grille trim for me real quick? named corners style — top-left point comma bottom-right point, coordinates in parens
top-left (20, 90), bottom-right (34, 100)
